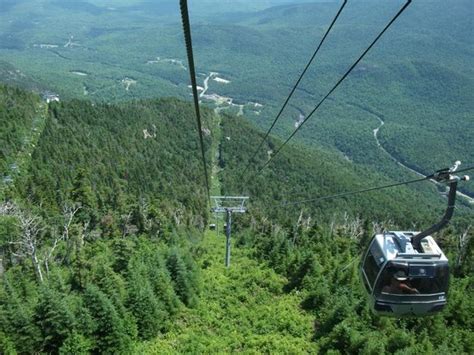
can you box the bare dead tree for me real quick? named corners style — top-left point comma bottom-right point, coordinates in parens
top-left (249, 215), bottom-right (257, 231)
top-left (139, 198), bottom-right (153, 232)
top-left (329, 212), bottom-right (363, 240)
top-left (2, 204), bottom-right (45, 282)
top-left (343, 214), bottom-right (363, 241)
top-left (44, 234), bottom-right (61, 275)
top-left (46, 204), bottom-right (80, 273)
top-left (121, 211), bottom-right (133, 238)
top-left (329, 217), bottom-right (336, 236)
top-left (62, 204), bottom-right (81, 241)
top-left (0, 201), bottom-right (15, 215)
top-left (271, 223), bottom-right (283, 239)
top-left (456, 225), bottom-right (472, 271)
top-left (372, 221), bottom-right (383, 235)
top-left (79, 220), bottom-right (90, 247)
top-left (259, 216), bottom-right (269, 234)
top-left (192, 214), bottom-right (205, 231)
top-left (303, 216), bottom-right (312, 231)
top-left (372, 219), bottom-right (394, 235)
top-left (1, 202), bottom-right (83, 281)
top-left (292, 210), bottom-right (304, 245)
top-left (173, 207), bottom-right (184, 226)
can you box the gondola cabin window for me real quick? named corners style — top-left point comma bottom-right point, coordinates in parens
top-left (363, 243), bottom-right (385, 290)
top-left (377, 263), bottom-right (449, 295)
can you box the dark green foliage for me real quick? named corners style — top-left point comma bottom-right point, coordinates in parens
top-left (19, 98), bottom-right (211, 226)
top-left (0, 84), bottom-right (40, 195)
top-left (0, 215), bottom-right (20, 269)
top-left (166, 249), bottom-right (199, 307)
top-left (0, 86), bottom-right (207, 352)
top-left (83, 284), bottom-right (133, 354)
top-left (0, 274), bottom-right (41, 353)
top-left (34, 285), bottom-right (75, 354)
top-left (220, 113), bottom-right (473, 352)
top-left (0, 85), bottom-right (38, 159)
top-left (59, 332), bottom-right (92, 355)
top-left (146, 256), bottom-right (180, 315)
top-left (0, 331), bottom-right (17, 355)
top-left (70, 169), bottom-right (98, 225)
top-left (1, 75), bottom-right (472, 353)
top-left (126, 264), bottom-right (167, 340)
top-left (233, 210), bottom-right (474, 353)
top-left (112, 238), bottom-right (135, 275)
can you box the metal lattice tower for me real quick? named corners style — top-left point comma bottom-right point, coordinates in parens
top-left (211, 196), bottom-right (249, 267)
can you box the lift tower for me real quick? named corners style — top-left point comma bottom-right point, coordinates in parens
top-left (211, 196), bottom-right (249, 267)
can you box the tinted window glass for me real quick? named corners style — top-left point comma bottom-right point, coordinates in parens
top-left (363, 244), bottom-right (383, 288)
top-left (409, 264), bottom-right (449, 294)
top-left (378, 262), bottom-right (449, 295)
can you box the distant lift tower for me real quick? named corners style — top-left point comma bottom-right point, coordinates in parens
top-left (211, 196), bottom-right (249, 267)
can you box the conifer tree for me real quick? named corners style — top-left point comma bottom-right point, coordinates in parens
top-left (59, 332), bottom-right (92, 355)
top-left (34, 285), bottom-right (75, 353)
top-left (166, 250), bottom-right (196, 307)
top-left (84, 284), bottom-right (133, 354)
top-left (0, 331), bottom-right (17, 355)
top-left (147, 260), bottom-right (180, 315)
top-left (70, 169), bottom-right (97, 226)
top-left (1, 276), bottom-right (41, 353)
top-left (127, 265), bottom-right (167, 339)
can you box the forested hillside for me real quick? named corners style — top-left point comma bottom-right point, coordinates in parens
top-left (1, 0), bottom-right (471, 199)
top-left (220, 0), bottom-right (474, 196)
top-left (0, 0), bottom-right (473, 352)
top-left (0, 85), bottom-right (38, 175)
top-left (217, 114), bottom-right (474, 353)
top-left (0, 61), bottom-right (45, 93)
top-left (219, 114), bottom-right (473, 228)
top-left (0, 90), bottom-right (211, 353)
top-left (0, 84), bottom-right (46, 191)
top-left (1, 84), bottom-right (472, 353)
top-left (16, 97), bottom-right (212, 225)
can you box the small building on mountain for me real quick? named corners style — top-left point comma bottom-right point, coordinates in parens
top-left (43, 91), bottom-right (60, 103)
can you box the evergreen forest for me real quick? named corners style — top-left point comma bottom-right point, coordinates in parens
top-left (0, 0), bottom-right (473, 353)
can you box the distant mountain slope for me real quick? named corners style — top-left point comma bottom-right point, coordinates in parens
top-left (218, 114), bottom-right (473, 228)
top-left (5, 87), bottom-right (467, 231)
top-left (0, 84), bottom-right (43, 189)
top-left (0, 61), bottom-right (45, 92)
top-left (16, 97), bottom-right (213, 225)
top-left (218, 0), bottom-right (474, 195)
top-left (1, 86), bottom-right (472, 354)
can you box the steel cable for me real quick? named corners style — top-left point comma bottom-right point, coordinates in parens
top-left (279, 165), bottom-right (473, 208)
top-left (241, 0), bottom-right (348, 177)
top-left (180, 0), bottom-right (211, 204)
top-left (251, 0), bottom-right (413, 178)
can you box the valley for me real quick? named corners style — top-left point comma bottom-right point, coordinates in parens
top-left (358, 102), bottom-right (474, 204)
top-left (0, 0), bottom-right (473, 353)
top-left (197, 71), bottom-right (263, 117)
top-left (0, 82), bottom-right (473, 355)
top-left (1, 0), bottom-right (471, 198)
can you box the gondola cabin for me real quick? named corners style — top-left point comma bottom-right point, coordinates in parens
top-left (361, 231), bottom-right (449, 316)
